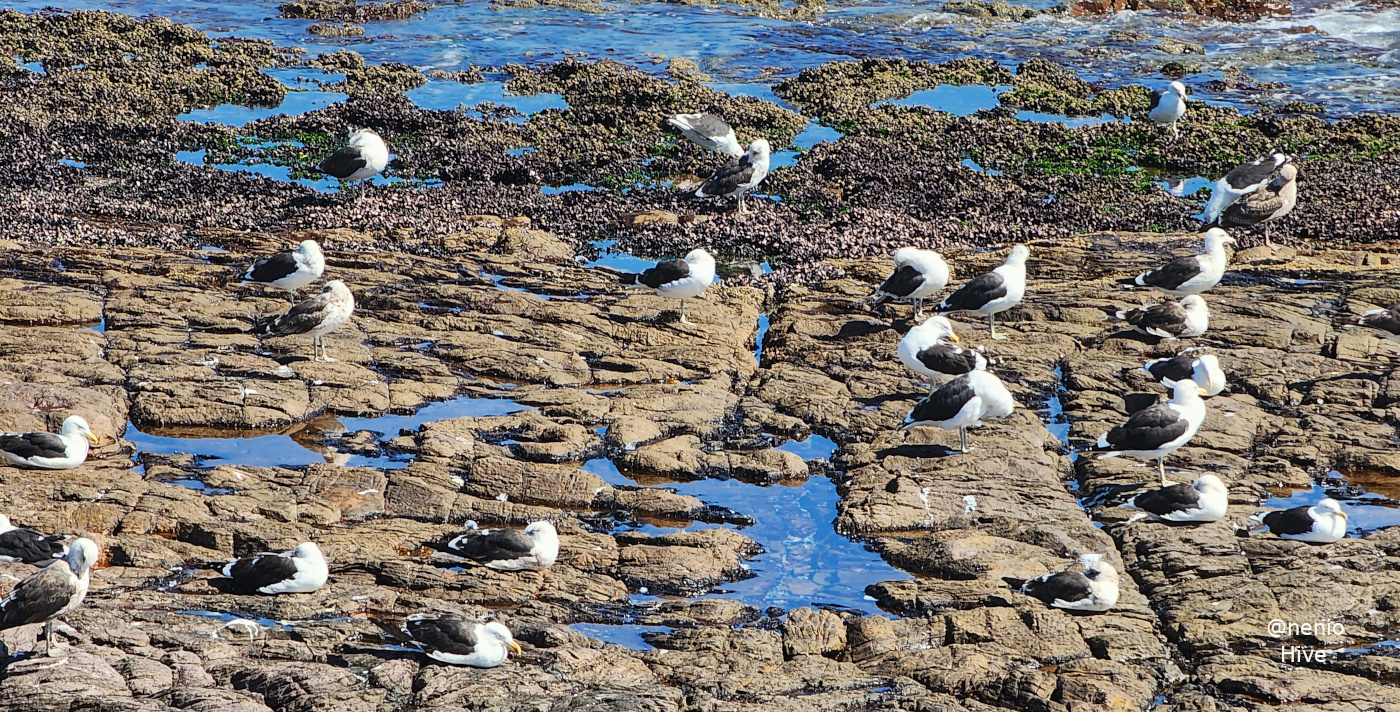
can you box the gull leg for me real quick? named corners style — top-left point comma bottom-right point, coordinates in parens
top-left (959, 427), bottom-right (970, 454)
top-left (989, 313), bottom-right (1006, 340)
top-left (927, 381), bottom-right (937, 397)
top-left (288, 290), bottom-right (297, 304)
top-left (1265, 225), bottom-right (1280, 253)
top-left (322, 336), bottom-right (337, 363)
top-left (1172, 122), bottom-right (1179, 138)
top-left (914, 298), bottom-right (924, 320)
top-left (679, 299), bottom-right (693, 326)
top-left (44, 620), bottom-right (54, 656)
top-left (1158, 458), bottom-right (1168, 487)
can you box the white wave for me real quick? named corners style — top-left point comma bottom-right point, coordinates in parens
top-left (1258, 1), bottom-right (1400, 50)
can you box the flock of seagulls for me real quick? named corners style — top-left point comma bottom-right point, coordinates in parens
top-left (241, 240), bottom-right (355, 363)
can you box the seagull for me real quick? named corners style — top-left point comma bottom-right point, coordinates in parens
top-left (902, 369), bottom-right (1016, 453)
top-left (1203, 152), bottom-right (1290, 225)
top-left (1116, 294), bottom-right (1210, 340)
top-left (221, 542), bottom-right (329, 595)
top-left (1127, 228), bottom-right (1235, 297)
top-left (936, 245), bottom-right (1030, 340)
top-left (0, 537), bottom-right (98, 655)
top-left (897, 315), bottom-right (986, 395)
top-left (252, 280), bottom-right (356, 362)
top-left (0, 514), bottom-right (69, 564)
top-left (1251, 498), bottom-right (1347, 544)
top-left (1123, 474), bottom-right (1228, 524)
top-left (1003, 554), bottom-right (1119, 613)
top-left (1220, 163), bottom-right (1298, 251)
top-left (243, 240), bottom-right (326, 303)
top-left (1147, 81), bottom-right (1188, 137)
top-left (403, 612), bottom-right (521, 667)
top-left (1142, 352), bottom-right (1225, 396)
top-left (617, 248), bottom-right (715, 325)
top-left (696, 139), bottom-right (770, 214)
top-left (1095, 379), bottom-right (1208, 486)
top-left (440, 521), bottom-right (559, 571)
top-left (317, 128), bottom-right (389, 187)
top-left (1352, 303), bottom-right (1400, 342)
top-left (873, 247), bottom-right (950, 319)
top-left (668, 113), bottom-right (743, 157)
top-left (0, 415), bottom-right (98, 470)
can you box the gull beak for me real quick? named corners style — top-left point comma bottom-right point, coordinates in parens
top-left (508, 640), bottom-right (523, 655)
top-left (1197, 386), bottom-right (1210, 396)
top-left (1339, 512), bottom-right (1348, 521)
top-left (85, 432), bottom-right (100, 445)
top-left (948, 333), bottom-right (960, 343)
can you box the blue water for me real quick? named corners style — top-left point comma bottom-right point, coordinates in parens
top-left (174, 148), bottom-right (412, 191)
top-left (568, 623), bottom-right (670, 650)
top-left (753, 313), bottom-right (770, 364)
top-left (775, 433), bottom-right (837, 461)
top-left (877, 84), bottom-right (1007, 116)
top-left (1261, 482), bottom-right (1400, 538)
top-left (406, 78), bottom-right (568, 120)
top-left (583, 240), bottom-right (655, 272)
top-left (179, 89), bottom-right (348, 125)
top-left (1014, 110), bottom-right (1119, 128)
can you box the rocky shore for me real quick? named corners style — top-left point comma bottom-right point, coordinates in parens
top-left (3, 7), bottom-right (1400, 712)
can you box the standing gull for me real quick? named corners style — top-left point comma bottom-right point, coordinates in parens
top-left (1127, 228), bottom-right (1235, 297)
top-left (0, 514), bottom-right (69, 564)
top-left (696, 139), bottom-right (771, 214)
top-left (403, 612), bottom-right (521, 667)
top-left (440, 521), bottom-right (559, 571)
top-left (873, 247), bottom-right (950, 319)
top-left (1221, 163), bottom-right (1298, 251)
top-left (668, 113), bottom-right (743, 157)
top-left (902, 369), bottom-right (1015, 453)
top-left (1116, 294), bottom-right (1210, 340)
top-left (1003, 554), bottom-right (1119, 613)
top-left (0, 537), bottom-right (98, 655)
top-left (1095, 379), bottom-right (1208, 486)
top-left (0, 415), bottom-right (97, 470)
top-left (1123, 474), bottom-right (1228, 524)
top-left (1147, 81), bottom-right (1188, 137)
top-left (221, 542), bottom-right (329, 595)
top-left (897, 315), bottom-right (986, 395)
top-left (1142, 352), bottom-right (1226, 396)
top-left (936, 245), bottom-right (1029, 340)
top-left (243, 240), bottom-right (326, 303)
top-left (1252, 498), bottom-right (1347, 544)
top-left (1202, 152), bottom-right (1290, 225)
top-left (317, 128), bottom-right (389, 187)
top-left (618, 248), bottom-right (715, 325)
top-left (253, 280), bottom-right (356, 363)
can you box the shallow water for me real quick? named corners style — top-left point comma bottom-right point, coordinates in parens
top-left (1261, 477), bottom-right (1400, 538)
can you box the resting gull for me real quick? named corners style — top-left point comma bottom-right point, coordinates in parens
top-left (902, 369), bottom-right (1015, 453)
top-left (221, 542), bottom-right (329, 595)
top-left (1203, 152), bottom-right (1290, 225)
top-left (668, 113), bottom-right (743, 157)
top-left (897, 315), bottom-right (986, 395)
top-left (1095, 379), bottom-right (1208, 486)
top-left (1003, 554), bottom-right (1119, 613)
top-left (0, 514), bottom-right (69, 564)
top-left (1147, 81), bottom-right (1188, 137)
top-left (1251, 498), bottom-right (1347, 544)
top-left (441, 521), bottom-right (559, 571)
top-left (936, 245), bottom-right (1029, 340)
top-left (0, 537), bottom-right (98, 655)
top-left (873, 247), bottom-right (950, 319)
top-left (0, 415), bottom-right (97, 470)
top-left (1221, 163), bottom-right (1298, 251)
top-left (1126, 228), bottom-right (1235, 297)
top-left (1116, 294), bottom-right (1209, 340)
top-left (318, 128), bottom-right (389, 186)
top-left (1142, 351), bottom-right (1225, 396)
top-left (403, 612), bottom-right (521, 667)
top-left (1124, 474), bottom-right (1228, 524)
top-left (1353, 303), bottom-right (1400, 343)
top-left (618, 248), bottom-right (715, 325)
top-left (244, 239), bottom-right (326, 303)
top-left (253, 280), bottom-right (356, 362)
top-left (696, 139), bottom-right (770, 214)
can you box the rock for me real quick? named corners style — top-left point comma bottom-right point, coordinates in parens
top-left (782, 607), bottom-right (847, 657)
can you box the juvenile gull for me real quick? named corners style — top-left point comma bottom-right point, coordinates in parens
top-left (1127, 228), bottom-right (1235, 296)
top-left (403, 612), bottom-right (521, 667)
top-left (317, 128), bottom-right (389, 185)
top-left (441, 521), bottom-right (559, 571)
top-left (1095, 379), bottom-right (1208, 486)
top-left (1203, 152), bottom-right (1290, 225)
top-left (902, 369), bottom-right (1015, 453)
top-left (1147, 81), bottom-right (1188, 137)
top-left (1251, 498), bottom-right (1347, 544)
top-left (618, 248), bottom-right (715, 325)
top-left (243, 239), bottom-right (326, 303)
top-left (936, 245), bottom-right (1029, 340)
top-left (0, 514), bottom-right (69, 564)
top-left (873, 247), bottom-right (950, 319)
top-left (1124, 474), bottom-right (1228, 524)
top-left (253, 280), bottom-right (356, 362)
top-left (668, 113), bottom-right (743, 157)
top-left (1220, 163), bottom-right (1298, 251)
top-left (1003, 554), bottom-right (1119, 613)
top-left (897, 315), bottom-right (986, 395)
top-left (696, 139), bottom-right (770, 214)
top-left (0, 415), bottom-right (97, 470)
top-left (0, 537), bottom-right (98, 655)
top-left (1142, 352), bottom-right (1225, 396)
top-left (1116, 294), bottom-right (1210, 340)
top-left (221, 542), bottom-right (328, 595)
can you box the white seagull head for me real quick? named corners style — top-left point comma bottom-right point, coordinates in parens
top-left (291, 542), bottom-right (325, 562)
top-left (747, 139), bottom-right (771, 160)
top-left (1203, 228), bottom-right (1236, 252)
top-left (1079, 554), bottom-right (1118, 582)
top-left (1194, 474), bottom-right (1227, 496)
top-left (297, 240), bottom-right (324, 261)
top-left (1165, 376), bottom-right (1208, 401)
top-left (913, 315), bottom-right (960, 344)
top-left (684, 248), bottom-right (716, 269)
top-left (524, 520), bottom-right (558, 543)
top-left (1179, 294), bottom-right (1208, 317)
top-left (0, 514), bottom-right (12, 532)
top-left (349, 127), bottom-right (381, 144)
top-left (1315, 498), bottom-right (1346, 520)
top-left (1196, 353), bottom-right (1226, 396)
top-left (1277, 163), bottom-right (1299, 184)
top-left (1006, 244), bottom-right (1030, 265)
top-left (482, 621), bottom-right (523, 655)
top-left (67, 537), bottom-right (99, 577)
top-left (61, 415), bottom-right (98, 444)
top-left (1169, 81), bottom-right (1188, 100)
top-left (322, 280), bottom-right (353, 302)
